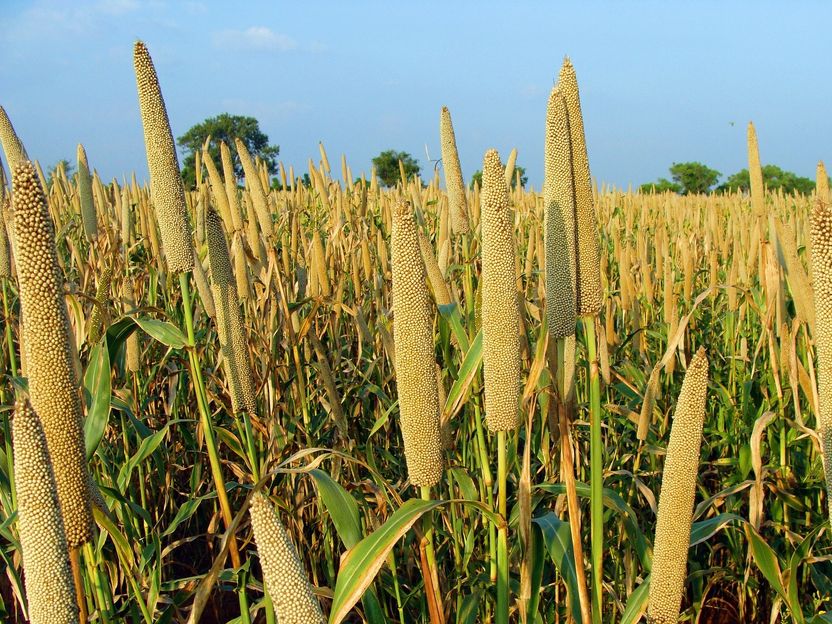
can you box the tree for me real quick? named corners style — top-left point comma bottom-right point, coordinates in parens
top-left (470, 165), bottom-right (528, 189)
top-left (639, 178), bottom-right (682, 194)
top-left (47, 158), bottom-right (74, 180)
top-left (718, 164), bottom-right (815, 195)
top-left (371, 150), bottom-right (420, 187)
top-left (668, 162), bottom-right (721, 195)
top-left (177, 113), bottom-right (279, 189)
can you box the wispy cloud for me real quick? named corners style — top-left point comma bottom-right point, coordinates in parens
top-left (95, 0), bottom-right (140, 16)
top-left (213, 26), bottom-right (297, 52)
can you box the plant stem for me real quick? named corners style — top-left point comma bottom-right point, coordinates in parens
top-left (421, 485), bottom-right (444, 622)
top-left (496, 430), bottom-right (509, 624)
top-left (178, 272), bottom-right (241, 568)
top-left (581, 316), bottom-right (603, 624)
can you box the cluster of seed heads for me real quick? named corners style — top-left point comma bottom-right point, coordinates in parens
top-left (12, 400), bottom-right (79, 624)
top-left (206, 209), bottom-right (257, 414)
top-left (648, 347), bottom-right (709, 624)
top-left (390, 199), bottom-right (443, 486)
top-left (480, 149), bottom-right (521, 432)
top-left (439, 106), bottom-right (469, 235)
top-left (559, 58), bottom-right (603, 317)
top-left (133, 40), bottom-right (194, 274)
top-left (543, 86), bottom-right (577, 339)
top-left (12, 161), bottom-right (92, 546)
top-left (810, 201), bottom-right (832, 526)
top-left (249, 492), bottom-right (325, 624)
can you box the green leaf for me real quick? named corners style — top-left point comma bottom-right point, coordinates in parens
top-left (133, 316), bottom-right (187, 349)
top-left (620, 575), bottom-right (650, 624)
top-left (438, 302), bottom-right (470, 352)
top-left (309, 469), bottom-right (361, 548)
top-left (746, 524), bottom-right (788, 604)
top-left (525, 522), bottom-right (546, 621)
top-left (162, 492), bottom-right (214, 538)
top-left (83, 339), bottom-right (111, 459)
top-left (532, 513), bottom-right (581, 623)
top-left (689, 513), bottom-right (744, 548)
top-left (329, 498), bottom-right (443, 624)
top-left (442, 329), bottom-right (483, 420)
top-left (105, 315), bottom-right (138, 360)
top-left (537, 482), bottom-right (651, 570)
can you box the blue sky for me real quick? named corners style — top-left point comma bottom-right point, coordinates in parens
top-left (1, 1), bottom-right (830, 190)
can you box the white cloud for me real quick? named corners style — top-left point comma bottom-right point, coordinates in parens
top-left (213, 26), bottom-right (297, 52)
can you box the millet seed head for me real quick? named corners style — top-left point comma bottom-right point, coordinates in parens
top-left (544, 86), bottom-right (577, 339)
top-left (810, 200), bottom-right (832, 526)
top-left (0, 106), bottom-right (28, 171)
top-left (559, 58), bottom-right (603, 317)
top-left (12, 161), bottom-right (92, 546)
top-left (12, 399), bottom-right (79, 624)
top-left (206, 209), bottom-right (257, 414)
top-left (390, 199), bottom-right (443, 486)
top-left (480, 149), bottom-right (521, 432)
top-left (249, 492), bottom-right (325, 624)
top-left (76, 144), bottom-right (98, 242)
top-left (647, 347), bottom-right (709, 624)
top-left (234, 138), bottom-right (274, 239)
top-left (133, 40), bottom-right (194, 274)
top-left (439, 106), bottom-right (469, 235)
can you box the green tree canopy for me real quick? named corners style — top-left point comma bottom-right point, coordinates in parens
top-left (639, 178), bottom-right (682, 194)
top-left (718, 164), bottom-right (816, 195)
top-left (470, 165), bottom-right (528, 189)
top-left (176, 113), bottom-right (279, 189)
top-left (371, 150), bottom-right (420, 187)
top-left (640, 162), bottom-right (721, 195)
top-left (668, 162), bottom-right (721, 194)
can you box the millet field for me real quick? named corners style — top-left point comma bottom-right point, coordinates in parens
top-left (0, 40), bottom-right (831, 624)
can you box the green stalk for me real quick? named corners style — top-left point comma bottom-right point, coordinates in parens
top-left (581, 316), bottom-right (603, 624)
top-left (83, 542), bottom-right (111, 623)
top-left (2, 280), bottom-right (17, 378)
top-left (177, 272), bottom-right (241, 568)
top-left (421, 485), bottom-right (443, 619)
top-left (496, 430), bottom-right (509, 624)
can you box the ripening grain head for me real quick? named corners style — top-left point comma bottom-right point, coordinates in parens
top-left (249, 492), bottom-right (325, 624)
top-left (12, 400), bottom-right (79, 624)
top-left (559, 58), bottom-right (603, 317)
top-left (12, 161), bottom-right (92, 546)
top-left (76, 144), bottom-right (98, 242)
top-left (133, 40), bottom-right (194, 274)
top-left (0, 106), bottom-right (28, 171)
top-left (439, 106), bottom-right (469, 235)
top-left (390, 199), bottom-right (443, 486)
top-left (543, 86), bottom-right (577, 339)
top-left (480, 149), bottom-right (521, 432)
top-left (648, 347), bottom-right (709, 624)
top-left (809, 200), bottom-right (832, 526)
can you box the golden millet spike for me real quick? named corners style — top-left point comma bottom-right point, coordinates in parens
top-left (747, 121), bottom-right (765, 219)
top-left (390, 199), bottom-right (443, 486)
top-left (249, 492), bottom-right (325, 624)
top-left (544, 86), bottom-right (577, 339)
top-left (12, 400), bottom-right (79, 624)
top-left (12, 161), bottom-right (92, 546)
top-left (220, 141), bottom-right (244, 232)
top-left (480, 149), bottom-right (521, 432)
top-left (0, 106), bottom-right (28, 171)
top-left (810, 200), bottom-right (832, 527)
top-left (439, 106), bottom-right (469, 235)
top-left (76, 144), bottom-right (98, 242)
top-left (647, 347), bottom-right (709, 624)
top-left (818, 161), bottom-right (830, 206)
top-left (133, 40), bottom-right (194, 274)
top-left (206, 209), bottom-right (256, 414)
top-left (559, 57), bottom-right (603, 317)
top-left (235, 137), bottom-right (274, 238)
